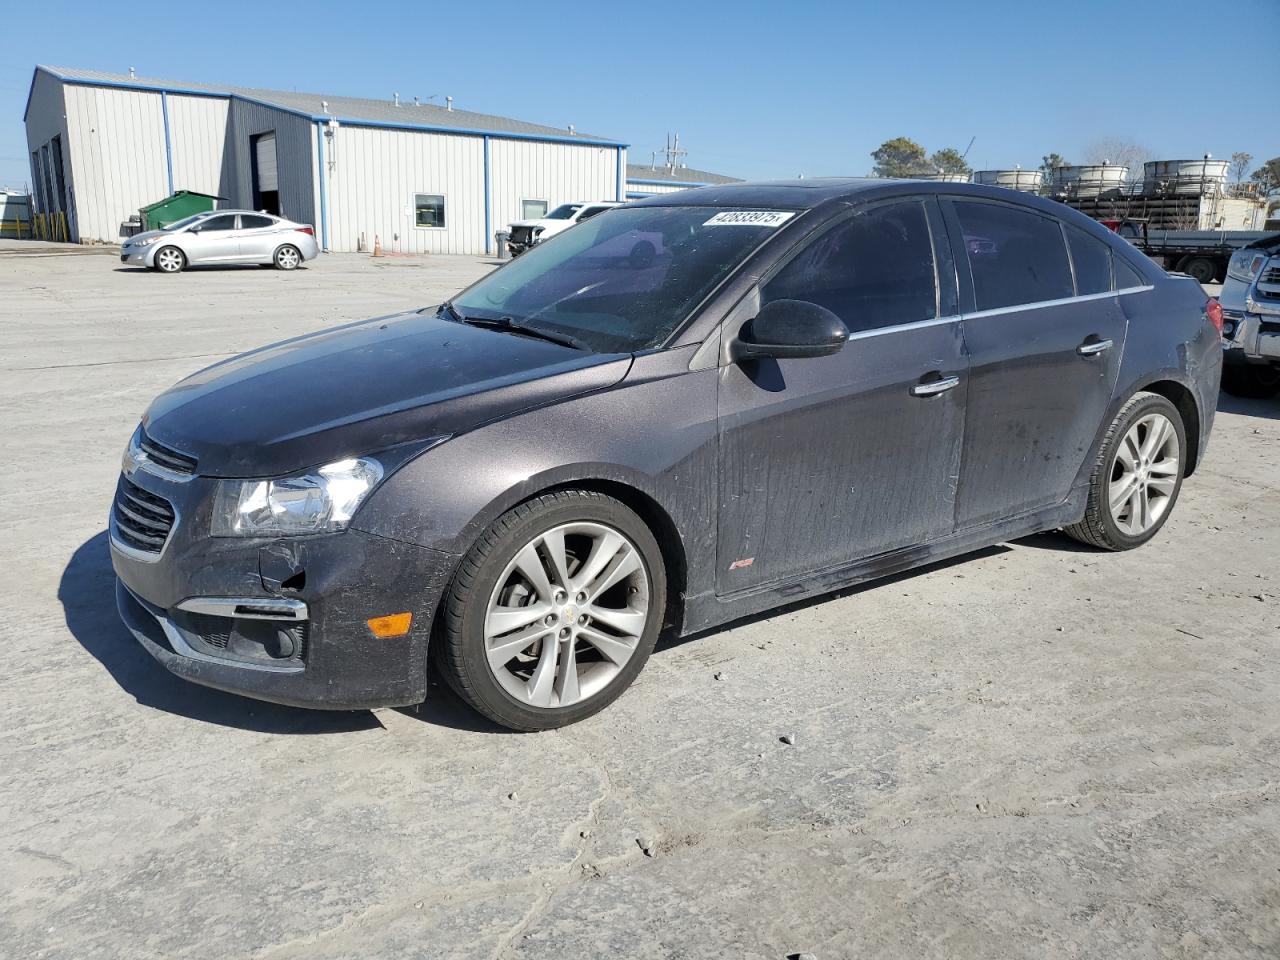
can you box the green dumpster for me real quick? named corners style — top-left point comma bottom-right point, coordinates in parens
top-left (139, 190), bottom-right (222, 231)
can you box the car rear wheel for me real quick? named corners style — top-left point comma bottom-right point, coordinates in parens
top-left (1064, 392), bottom-right (1186, 551)
top-left (154, 246), bottom-right (186, 273)
top-left (436, 490), bottom-right (666, 731)
top-left (274, 244), bottom-right (302, 270)
top-left (1221, 362), bottom-right (1280, 399)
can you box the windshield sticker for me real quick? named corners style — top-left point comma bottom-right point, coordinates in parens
top-left (703, 211), bottom-right (795, 228)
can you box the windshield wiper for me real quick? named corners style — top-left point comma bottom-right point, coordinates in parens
top-left (453, 314), bottom-right (588, 352)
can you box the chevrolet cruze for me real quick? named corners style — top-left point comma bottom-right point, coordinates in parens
top-left (111, 179), bottom-right (1221, 731)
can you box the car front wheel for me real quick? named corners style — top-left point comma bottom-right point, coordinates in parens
top-left (1221, 362), bottom-right (1280, 399)
top-left (154, 246), bottom-right (186, 273)
top-left (437, 490), bottom-right (666, 731)
top-left (1064, 391), bottom-right (1186, 550)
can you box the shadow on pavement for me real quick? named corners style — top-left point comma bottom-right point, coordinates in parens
top-left (1217, 392), bottom-right (1280, 422)
top-left (59, 531), bottom-right (378, 734)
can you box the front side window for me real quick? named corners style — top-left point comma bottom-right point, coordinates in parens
top-left (415, 194), bottom-right (445, 228)
top-left (1065, 224), bottom-right (1113, 295)
top-left (762, 200), bottom-right (937, 333)
top-left (954, 200), bottom-right (1073, 310)
top-left (451, 205), bottom-right (796, 353)
top-left (521, 199), bottom-right (549, 220)
top-left (199, 214), bottom-right (238, 232)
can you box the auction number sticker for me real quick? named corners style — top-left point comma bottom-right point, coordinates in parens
top-left (703, 211), bottom-right (795, 227)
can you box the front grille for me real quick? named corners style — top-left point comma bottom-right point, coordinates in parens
top-left (1261, 264), bottom-right (1280, 284)
top-left (510, 226), bottom-right (534, 245)
top-left (113, 477), bottom-right (176, 555)
top-left (139, 430), bottom-right (197, 476)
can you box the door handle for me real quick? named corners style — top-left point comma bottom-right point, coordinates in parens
top-left (1077, 337), bottom-right (1113, 357)
top-left (910, 374), bottom-right (960, 398)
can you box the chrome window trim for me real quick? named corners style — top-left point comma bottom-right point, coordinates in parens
top-left (963, 284), bottom-right (1154, 321)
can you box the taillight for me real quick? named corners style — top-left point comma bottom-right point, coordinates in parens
top-left (1205, 298), bottom-right (1223, 336)
top-left (299, 225), bottom-right (315, 236)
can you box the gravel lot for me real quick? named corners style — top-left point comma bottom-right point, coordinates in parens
top-left (1, 240), bottom-right (1277, 959)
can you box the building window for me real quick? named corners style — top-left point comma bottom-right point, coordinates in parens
top-left (521, 199), bottom-right (548, 220)
top-left (415, 194), bottom-right (446, 229)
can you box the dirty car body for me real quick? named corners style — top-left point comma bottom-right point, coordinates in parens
top-left (111, 179), bottom-right (1220, 724)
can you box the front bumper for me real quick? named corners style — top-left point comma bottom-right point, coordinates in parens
top-left (110, 470), bottom-right (459, 710)
top-left (120, 246), bottom-right (153, 266)
top-left (1222, 310), bottom-right (1280, 364)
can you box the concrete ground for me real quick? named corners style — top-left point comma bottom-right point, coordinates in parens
top-left (1, 241), bottom-right (1277, 960)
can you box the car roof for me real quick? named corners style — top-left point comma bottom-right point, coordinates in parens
top-left (202, 210), bottom-right (282, 218)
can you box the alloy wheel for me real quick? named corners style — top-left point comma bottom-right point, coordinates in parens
top-left (483, 521), bottom-right (651, 709)
top-left (155, 247), bottom-right (184, 272)
top-left (1108, 412), bottom-right (1180, 536)
top-left (276, 246), bottom-right (300, 270)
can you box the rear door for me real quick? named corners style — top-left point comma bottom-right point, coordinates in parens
top-left (237, 214), bottom-right (281, 261)
top-left (944, 198), bottom-right (1129, 528)
top-left (716, 197), bottom-right (968, 594)
top-left (184, 213), bottom-right (240, 263)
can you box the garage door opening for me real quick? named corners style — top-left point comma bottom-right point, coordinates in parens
top-left (251, 131), bottom-right (280, 216)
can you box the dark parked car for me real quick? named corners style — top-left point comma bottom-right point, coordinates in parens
top-left (112, 180), bottom-right (1222, 731)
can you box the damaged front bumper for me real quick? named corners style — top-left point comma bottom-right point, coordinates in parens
top-left (1222, 310), bottom-right (1280, 365)
top-left (110, 469), bottom-right (459, 710)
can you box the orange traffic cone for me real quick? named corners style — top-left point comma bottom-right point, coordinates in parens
top-left (373, 234), bottom-right (383, 257)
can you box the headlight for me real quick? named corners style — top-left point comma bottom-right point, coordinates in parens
top-left (1226, 252), bottom-right (1265, 283)
top-left (133, 236), bottom-right (158, 247)
top-left (211, 457), bottom-right (384, 537)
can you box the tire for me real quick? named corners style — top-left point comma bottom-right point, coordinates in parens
top-left (1180, 256), bottom-right (1216, 285)
top-left (1221, 362), bottom-right (1280, 399)
top-left (153, 245), bottom-right (186, 273)
top-left (437, 490), bottom-right (666, 731)
top-left (274, 244), bottom-right (302, 270)
top-left (1064, 392), bottom-right (1187, 551)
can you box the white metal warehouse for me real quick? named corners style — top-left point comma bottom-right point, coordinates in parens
top-left (23, 65), bottom-right (628, 255)
top-left (624, 163), bottom-right (740, 199)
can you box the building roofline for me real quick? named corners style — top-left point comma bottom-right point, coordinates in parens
top-left (27, 65), bottom-right (630, 149)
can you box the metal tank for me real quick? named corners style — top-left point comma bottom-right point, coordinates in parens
top-left (1142, 158), bottom-right (1229, 196)
top-left (1051, 164), bottom-right (1128, 198)
top-left (972, 168), bottom-right (1044, 193)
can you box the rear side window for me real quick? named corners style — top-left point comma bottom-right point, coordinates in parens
top-left (1114, 255), bottom-right (1147, 290)
top-left (762, 200), bottom-right (937, 333)
top-left (241, 214), bottom-right (275, 229)
top-left (954, 201), bottom-right (1073, 310)
top-left (1065, 225), bottom-right (1112, 295)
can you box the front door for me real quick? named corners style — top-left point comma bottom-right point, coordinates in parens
top-left (186, 213), bottom-right (240, 262)
top-left (716, 197), bottom-right (969, 595)
top-left (943, 198), bottom-right (1129, 528)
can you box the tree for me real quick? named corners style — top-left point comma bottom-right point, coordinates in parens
top-left (1039, 152), bottom-right (1069, 175)
top-left (1083, 137), bottom-right (1151, 174)
top-left (1230, 151), bottom-right (1253, 185)
top-left (929, 147), bottom-right (971, 176)
top-left (871, 137), bottom-right (930, 178)
top-left (1251, 157), bottom-right (1280, 194)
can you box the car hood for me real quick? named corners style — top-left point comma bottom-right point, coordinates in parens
top-left (509, 219), bottom-right (565, 231)
top-left (142, 310), bottom-right (632, 478)
top-left (125, 229), bottom-right (171, 245)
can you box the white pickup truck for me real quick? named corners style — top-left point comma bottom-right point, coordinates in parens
top-left (1219, 234), bottom-right (1280, 398)
top-left (506, 201), bottom-right (623, 256)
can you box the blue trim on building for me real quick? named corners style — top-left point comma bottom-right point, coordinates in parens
top-left (160, 91), bottom-right (175, 195)
top-left (483, 135), bottom-right (492, 255)
top-left (625, 177), bottom-right (713, 188)
top-left (315, 121), bottom-right (330, 252)
top-left (626, 192), bottom-right (656, 199)
top-left (30, 66), bottom-right (630, 149)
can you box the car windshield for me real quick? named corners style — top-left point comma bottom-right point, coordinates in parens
top-left (164, 213), bottom-right (212, 232)
top-left (544, 204), bottom-right (582, 220)
top-left (451, 205), bottom-right (797, 353)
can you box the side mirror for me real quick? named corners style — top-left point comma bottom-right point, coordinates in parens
top-left (731, 299), bottom-right (849, 362)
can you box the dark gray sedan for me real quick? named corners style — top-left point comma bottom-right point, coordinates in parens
top-left (111, 180), bottom-right (1221, 730)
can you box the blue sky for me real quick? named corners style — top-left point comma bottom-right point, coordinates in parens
top-left (3, 0), bottom-right (1278, 190)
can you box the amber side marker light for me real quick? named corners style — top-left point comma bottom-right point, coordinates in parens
top-left (367, 612), bottom-right (413, 638)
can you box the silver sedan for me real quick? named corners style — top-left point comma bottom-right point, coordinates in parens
top-left (121, 210), bottom-right (320, 273)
